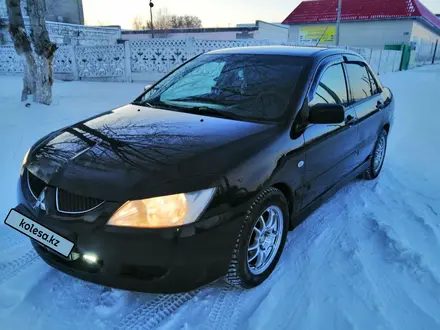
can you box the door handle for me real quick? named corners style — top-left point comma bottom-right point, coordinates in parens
top-left (345, 115), bottom-right (356, 125)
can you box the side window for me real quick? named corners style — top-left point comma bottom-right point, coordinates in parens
top-left (345, 63), bottom-right (373, 102)
top-left (367, 68), bottom-right (380, 95)
top-left (309, 64), bottom-right (348, 107)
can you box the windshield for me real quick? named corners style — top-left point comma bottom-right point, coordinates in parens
top-left (134, 54), bottom-right (305, 122)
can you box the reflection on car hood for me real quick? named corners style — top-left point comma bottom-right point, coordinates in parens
top-left (26, 105), bottom-right (278, 201)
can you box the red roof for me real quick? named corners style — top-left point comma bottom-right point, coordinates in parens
top-left (282, 0), bottom-right (440, 30)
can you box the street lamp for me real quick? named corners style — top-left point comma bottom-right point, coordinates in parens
top-left (335, 0), bottom-right (342, 46)
top-left (149, 0), bottom-right (155, 38)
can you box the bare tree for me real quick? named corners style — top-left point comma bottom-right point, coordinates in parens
top-left (148, 8), bottom-right (173, 30)
top-left (6, 0), bottom-right (57, 105)
top-left (6, 0), bottom-right (36, 101)
top-left (27, 0), bottom-right (57, 105)
top-left (131, 9), bottom-right (202, 31)
top-left (170, 15), bottom-right (202, 28)
top-left (132, 15), bottom-right (145, 30)
top-left (0, 18), bottom-right (7, 44)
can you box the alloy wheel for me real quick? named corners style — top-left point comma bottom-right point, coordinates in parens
top-left (247, 205), bottom-right (284, 275)
top-left (373, 134), bottom-right (387, 174)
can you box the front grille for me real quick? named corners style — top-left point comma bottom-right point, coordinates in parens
top-left (56, 188), bottom-right (105, 214)
top-left (27, 171), bottom-right (46, 200)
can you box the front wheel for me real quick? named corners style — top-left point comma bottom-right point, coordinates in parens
top-left (363, 129), bottom-right (388, 180)
top-left (225, 188), bottom-right (289, 288)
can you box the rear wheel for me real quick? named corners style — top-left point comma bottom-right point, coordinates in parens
top-left (363, 129), bottom-right (388, 180)
top-left (225, 188), bottom-right (289, 288)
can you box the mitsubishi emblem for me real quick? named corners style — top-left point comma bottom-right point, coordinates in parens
top-left (33, 187), bottom-right (47, 211)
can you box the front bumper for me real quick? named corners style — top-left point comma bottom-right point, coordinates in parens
top-left (17, 201), bottom-right (245, 293)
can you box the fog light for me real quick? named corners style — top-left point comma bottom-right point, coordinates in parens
top-left (69, 251), bottom-right (81, 261)
top-left (83, 253), bottom-right (98, 263)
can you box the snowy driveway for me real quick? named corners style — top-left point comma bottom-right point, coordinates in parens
top-left (1, 66), bottom-right (440, 330)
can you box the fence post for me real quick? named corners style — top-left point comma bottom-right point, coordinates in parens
top-left (432, 40), bottom-right (438, 65)
top-left (69, 45), bottom-right (79, 80)
top-left (367, 48), bottom-right (373, 64)
top-left (187, 37), bottom-right (196, 58)
top-left (377, 49), bottom-right (383, 75)
top-left (385, 50), bottom-right (390, 73)
top-left (124, 41), bottom-right (132, 82)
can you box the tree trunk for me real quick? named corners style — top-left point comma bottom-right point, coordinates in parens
top-left (22, 51), bottom-right (36, 101)
top-left (27, 0), bottom-right (57, 105)
top-left (6, 0), bottom-right (36, 101)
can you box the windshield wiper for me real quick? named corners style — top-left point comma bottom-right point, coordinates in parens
top-left (132, 100), bottom-right (156, 108)
top-left (182, 106), bottom-right (242, 120)
top-left (132, 100), bottom-right (243, 120)
top-left (131, 100), bottom-right (180, 110)
top-left (172, 96), bottom-right (230, 106)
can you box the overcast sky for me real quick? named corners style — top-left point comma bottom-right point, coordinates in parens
top-left (82, 0), bottom-right (440, 29)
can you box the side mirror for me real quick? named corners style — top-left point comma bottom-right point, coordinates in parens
top-left (308, 103), bottom-right (345, 124)
top-left (144, 84), bottom-right (152, 91)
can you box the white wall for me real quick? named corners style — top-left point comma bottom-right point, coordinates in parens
top-left (0, 0), bottom-right (84, 24)
top-left (288, 20), bottom-right (414, 47)
top-left (122, 31), bottom-right (245, 41)
top-left (0, 39), bottom-right (405, 82)
top-left (410, 21), bottom-right (439, 64)
top-left (1, 19), bottom-right (121, 46)
top-left (288, 26), bottom-right (300, 43)
top-left (0, 1), bottom-right (6, 17)
top-left (411, 21), bottom-right (440, 43)
top-left (254, 21), bottom-right (288, 42)
top-left (122, 21), bottom-right (288, 42)
top-left (340, 20), bottom-right (413, 47)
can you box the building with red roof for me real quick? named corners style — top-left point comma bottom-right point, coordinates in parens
top-left (282, 0), bottom-right (439, 50)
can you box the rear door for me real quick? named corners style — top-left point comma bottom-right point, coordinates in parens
top-left (300, 57), bottom-right (360, 207)
top-left (344, 61), bottom-right (384, 163)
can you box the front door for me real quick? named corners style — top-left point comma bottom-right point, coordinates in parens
top-left (344, 62), bottom-right (384, 163)
top-left (300, 59), bottom-right (360, 207)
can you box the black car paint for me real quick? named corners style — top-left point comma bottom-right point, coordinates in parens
top-left (17, 47), bottom-right (395, 293)
top-left (25, 105), bottom-right (279, 202)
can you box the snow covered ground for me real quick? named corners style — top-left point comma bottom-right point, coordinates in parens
top-left (0, 66), bottom-right (439, 330)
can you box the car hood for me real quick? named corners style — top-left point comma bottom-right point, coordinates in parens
top-left (26, 104), bottom-right (278, 202)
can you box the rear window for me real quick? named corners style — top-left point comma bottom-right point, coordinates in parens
top-left (138, 54), bottom-right (305, 122)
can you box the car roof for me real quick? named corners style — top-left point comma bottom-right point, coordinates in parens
top-left (206, 46), bottom-right (361, 60)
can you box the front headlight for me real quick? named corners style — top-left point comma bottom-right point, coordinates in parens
top-left (107, 188), bottom-right (216, 228)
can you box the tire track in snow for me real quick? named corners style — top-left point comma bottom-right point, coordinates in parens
top-left (255, 196), bottom-right (353, 330)
top-left (0, 230), bottom-right (27, 251)
top-left (368, 216), bottom-right (440, 303)
top-left (0, 249), bottom-right (39, 285)
top-left (208, 286), bottom-right (243, 330)
top-left (116, 291), bottom-right (199, 330)
top-left (116, 203), bottom-right (339, 330)
top-left (31, 271), bottom-right (87, 329)
top-left (204, 285), bottom-right (230, 328)
top-left (201, 200), bottom-right (350, 330)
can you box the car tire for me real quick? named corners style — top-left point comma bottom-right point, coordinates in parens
top-left (225, 187), bottom-right (289, 288)
top-left (363, 129), bottom-right (388, 180)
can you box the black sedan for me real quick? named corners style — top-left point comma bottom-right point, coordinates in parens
top-left (6, 46), bottom-right (394, 293)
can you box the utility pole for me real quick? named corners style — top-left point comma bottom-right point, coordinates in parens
top-left (335, 0), bottom-right (342, 46)
top-left (149, 0), bottom-right (155, 38)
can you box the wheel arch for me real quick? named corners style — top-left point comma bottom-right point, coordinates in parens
top-left (271, 182), bottom-right (295, 227)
